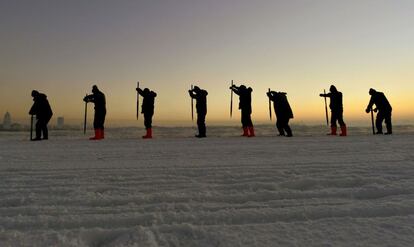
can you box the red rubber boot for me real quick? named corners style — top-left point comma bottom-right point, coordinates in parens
top-left (328, 126), bottom-right (337, 136)
top-left (241, 127), bottom-right (249, 137)
top-left (339, 125), bottom-right (347, 136)
top-left (142, 128), bottom-right (152, 139)
top-left (248, 126), bottom-right (255, 137)
top-left (89, 129), bottom-right (100, 140)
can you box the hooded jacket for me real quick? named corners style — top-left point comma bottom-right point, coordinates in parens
top-left (267, 92), bottom-right (293, 119)
top-left (29, 93), bottom-right (53, 120)
top-left (367, 91), bottom-right (392, 112)
top-left (138, 89), bottom-right (157, 115)
top-left (189, 89), bottom-right (208, 115)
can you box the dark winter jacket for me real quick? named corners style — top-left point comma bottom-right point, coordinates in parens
top-left (232, 86), bottom-right (252, 113)
top-left (189, 89), bottom-right (208, 115)
top-left (84, 90), bottom-right (106, 115)
top-left (29, 93), bottom-right (53, 120)
top-left (321, 91), bottom-right (343, 112)
top-left (367, 92), bottom-right (392, 112)
top-left (267, 92), bottom-right (293, 119)
top-left (138, 89), bottom-right (157, 115)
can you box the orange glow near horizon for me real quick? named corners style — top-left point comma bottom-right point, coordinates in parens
top-left (1, 1), bottom-right (413, 126)
top-left (2, 79), bottom-right (413, 127)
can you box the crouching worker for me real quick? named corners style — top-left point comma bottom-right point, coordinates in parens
top-left (365, 88), bottom-right (392, 135)
top-left (267, 91), bottom-right (293, 137)
top-left (29, 90), bottom-right (53, 141)
top-left (84, 85), bottom-right (106, 140)
top-left (137, 87), bottom-right (157, 139)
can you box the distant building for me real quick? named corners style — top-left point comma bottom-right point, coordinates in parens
top-left (57, 117), bottom-right (64, 129)
top-left (3, 112), bottom-right (11, 130)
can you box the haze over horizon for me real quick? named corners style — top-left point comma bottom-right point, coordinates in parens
top-left (1, 0), bottom-right (414, 126)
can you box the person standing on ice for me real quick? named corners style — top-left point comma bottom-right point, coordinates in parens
top-left (319, 85), bottom-right (347, 136)
top-left (83, 85), bottom-right (106, 140)
top-left (29, 90), bottom-right (53, 141)
top-left (267, 91), bottom-right (293, 137)
top-left (365, 88), bottom-right (392, 135)
top-left (230, 84), bottom-right (255, 137)
top-left (189, 86), bottom-right (208, 138)
top-left (136, 86), bottom-right (157, 139)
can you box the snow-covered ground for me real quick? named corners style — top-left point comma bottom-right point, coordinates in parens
top-left (1, 131), bottom-right (414, 246)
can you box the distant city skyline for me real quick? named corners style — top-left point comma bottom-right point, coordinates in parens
top-left (1, 0), bottom-right (413, 126)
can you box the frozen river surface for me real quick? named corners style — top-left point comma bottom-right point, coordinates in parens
top-left (0, 134), bottom-right (414, 246)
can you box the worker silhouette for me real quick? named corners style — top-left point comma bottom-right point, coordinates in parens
top-left (365, 88), bottom-right (392, 134)
top-left (189, 86), bottom-right (208, 138)
top-left (230, 84), bottom-right (255, 137)
top-left (137, 87), bottom-right (157, 138)
top-left (29, 90), bottom-right (53, 141)
top-left (267, 91), bottom-right (293, 137)
top-left (320, 85), bottom-right (347, 136)
top-left (83, 85), bottom-right (106, 140)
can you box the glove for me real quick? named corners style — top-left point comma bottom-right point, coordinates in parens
top-left (136, 88), bottom-right (139, 91)
top-left (83, 96), bottom-right (88, 102)
top-left (365, 108), bottom-right (370, 113)
top-left (319, 94), bottom-right (325, 97)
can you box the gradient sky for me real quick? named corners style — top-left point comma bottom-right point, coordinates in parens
top-left (1, 0), bottom-right (413, 126)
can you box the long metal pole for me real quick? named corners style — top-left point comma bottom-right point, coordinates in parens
top-left (323, 89), bottom-right (329, 126)
top-left (30, 115), bottom-right (33, 140)
top-left (268, 88), bottom-right (272, 120)
top-left (191, 84), bottom-right (194, 121)
top-left (230, 80), bottom-right (233, 118)
top-left (136, 81), bottom-right (140, 120)
top-left (83, 94), bottom-right (88, 135)
top-left (370, 108), bottom-right (375, 135)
